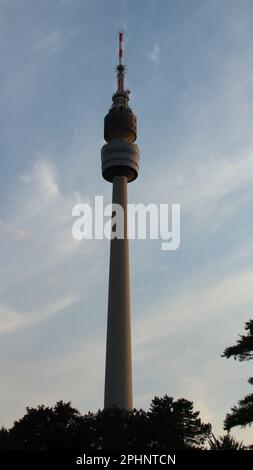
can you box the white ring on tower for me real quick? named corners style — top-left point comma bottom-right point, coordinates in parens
top-left (101, 139), bottom-right (140, 182)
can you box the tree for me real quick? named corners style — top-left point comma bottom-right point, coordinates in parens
top-left (9, 401), bottom-right (86, 450)
top-left (95, 406), bottom-right (130, 450)
top-left (2, 395), bottom-right (211, 450)
top-left (147, 395), bottom-right (211, 450)
top-left (0, 427), bottom-right (15, 450)
top-left (208, 433), bottom-right (245, 450)
top-left (94, 396), bottom-right (211, 450)
top-left (223, 319), bottom-right (253, 362)
top-left (224, 394), bottom-right (253, 431)
top-left (222, 319), bottom-right (253, 430)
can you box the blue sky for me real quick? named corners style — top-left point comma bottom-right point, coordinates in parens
top-left (1, 0), bottom-right (253, 444)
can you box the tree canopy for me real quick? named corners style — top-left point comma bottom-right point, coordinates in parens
top-left (222, 319), bottom-right (253, 431)
top-left (0, 395), bottom-right (211, 451)
top-left (208, 433), bottom-right (245, 450)
top-left (222, 319), bottom-right (253, 362)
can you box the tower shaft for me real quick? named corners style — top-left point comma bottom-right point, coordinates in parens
top-left (104, 175), bottom-right (133, 409)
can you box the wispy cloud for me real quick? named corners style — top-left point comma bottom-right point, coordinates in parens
top-left (149, 42), bottom-right (160, 65)
top-left (0, 156), bottom-right (104, 336)
top-left (133, 267), bottom-right (253, 349)
top-left (132, 267), bottom-right (253, 443)
top-left (142, 149), bottom-right (253, 236)
top-left (0, 295), bottom-right (80, 334)
top-left (20, 159), bottom-right (59, 199)
top-left (0, 221), bottom-right (29, 241)
top-left (32, 29), bottom-right (72, 58)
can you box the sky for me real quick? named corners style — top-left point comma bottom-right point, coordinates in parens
top-left (0, 0), bottom-right (253, 445)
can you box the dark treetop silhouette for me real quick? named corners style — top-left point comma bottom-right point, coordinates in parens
top-left (222, 319), bottom-right (253, 431)
top-left (0, 395), bottom-right (211, 451)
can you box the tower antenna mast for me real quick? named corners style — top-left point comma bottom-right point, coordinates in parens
top-left (117, 32), bottom-right (125, 93)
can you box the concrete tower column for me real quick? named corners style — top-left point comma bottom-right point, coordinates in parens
top-left (104, 175), bottom-right (133, 409)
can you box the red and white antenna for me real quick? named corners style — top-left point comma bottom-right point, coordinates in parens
top-left (117, 32), bottom-right (125, 93)
top-left (119, 31), bottom-right (124, 66)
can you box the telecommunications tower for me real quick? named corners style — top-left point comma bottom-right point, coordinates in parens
top-left (101, 33), bottom-right (140, 409)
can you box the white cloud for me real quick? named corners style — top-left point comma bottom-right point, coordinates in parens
top-left (142, 150), bottom-right (253, 235)
top-left (132, 267), bottom-right (253, 445)
top-left (20, 158), bottom-right (59, 199)
top-left (149, 43), bottom-right (160, 65)
top-left (0, 157), bottom-right (105, 336)
top-left (32, 29), bottom-right (73, 58)
top-left (0, 295), bottom-right (80, 334)
top-left (0, 221), bottom-right (29, 241)
top-left (133, 268), bottom-right (253, 347)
